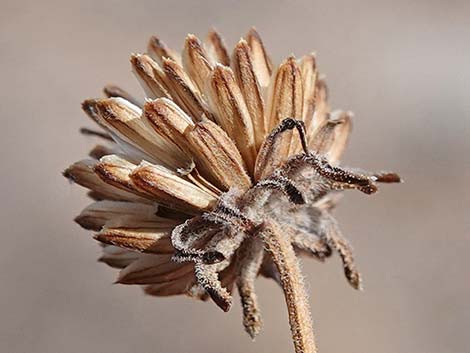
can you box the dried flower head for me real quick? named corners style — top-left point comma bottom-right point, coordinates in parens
top-left (64, 28), bottom-right (401, 353)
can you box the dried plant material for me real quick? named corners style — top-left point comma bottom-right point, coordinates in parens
top-left (310, 78), bottom-right (330, 135)
top-left (64, 159), bottom-right (146, 203)
top-left (65, 28), bottom-right (401, 353)
top-left (205, 29), bottom-right (230, 66)
top-left (79, 127), bottom-right (113, 141)
top-left (245, 28), bottom-right (273, 87)
top-left (254, 118), bottom-right (306, 181)
top-left (143, 273), bottom-right (196, 296)
top-left (236, 238), bottom-right (264, 338)
top-left (103, 84), bottom-right (142, 107)
top-left (74, 200), bottom-right (175, 230)
top-left (208, 64), bottom-right (257, 172)
top-left (99, 245), bottom-right (140, 269)
top-left (162, 58), bottom-right (213, 121)
top-left (182, 34), bottom-right (213, 93)
top-left (232, 39), bottom-right (266, 150)
top-left (130, 54), bottom-right (170, 99)
top-left (300, 54), bottom-right (318, 132)
top-left (309, 111), bottom-right (352, 164)
top-left (147, 36), bottom-right (181, 66)
top-left (259, 221), bottom-right (317, 353)
top-left (144, 99), bottom-right (251, 191)
top-left (94, 155), bottom-right (150, 199)
top-left (117, 254), bottom-right (193, 285)
top-left (266, 56), bottom-right (304, 160)
top-left (95, 227), bottom-right (174, 254)
top-left (130, 162), bottom-right (218, 214)
top-left (93, 98), bottom-right (194, 172)
top-left (88, 144), bottom-right (119, 160)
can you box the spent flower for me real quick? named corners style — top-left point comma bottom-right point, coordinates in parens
top-left (64, 28), bottom-right (401, 353)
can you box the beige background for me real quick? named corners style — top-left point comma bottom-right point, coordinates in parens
top-left (1, 0), bottom-right (469, 352)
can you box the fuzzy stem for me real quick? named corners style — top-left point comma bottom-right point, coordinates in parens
top-left (258, 221), bottom-right (317, 353)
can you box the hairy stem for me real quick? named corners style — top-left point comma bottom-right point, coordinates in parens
top-left (258, 220), bottom-right (317, 353)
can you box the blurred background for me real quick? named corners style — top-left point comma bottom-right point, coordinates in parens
top-left (1, 0), bottom-right (469, 352)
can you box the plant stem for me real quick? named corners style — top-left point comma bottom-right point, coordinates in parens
top-left (259, 220), bottom-right (317, 353)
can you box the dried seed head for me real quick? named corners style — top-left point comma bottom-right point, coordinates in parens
top-left (65, 28), bottom-right (401, 353)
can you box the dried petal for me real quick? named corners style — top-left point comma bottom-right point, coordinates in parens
top-left (143, 98), bottom-right (195, 150)
top-left (205, 30), bottom-right (230, 66)
top-left (144, 273), bottom-right (195, 296)
top-left (64, 159), bottom-right (146, 203)
top-left (99, 245), bottom-right (139, 269)
top-left (103, 84), bottom-right (142, 107)
top-left (162, 58), bottom-right (213, 121)
top-left (130, 54), bottom-right (170, 99)
top-left (130, 162), bottom-right (218, 214)
top-left (186, 119), bottom-right (252, 190)
top-left (94, 155), bottom-right (150, 198)
top-left (182, 34), bottom-right (213, 93)
top-left (266, 56), bottom-right (304, 159)
top-left (299, 54), bottom-right (318, 133)
top-left (309, 78), bottom-right (329, 135)
top-left (74, 200), bottom-right (174, 231)
top-left (147, 36), bottom-right (181, 66)
top-left (118, 254), bottom-right (194, 284)
top-left (232, 39), bottom-right (266, 150)
top-left (89, 144), bottom-right (119, 160)
top-left (245, 28), bottom-right (272, 87)
top-left (208, 65), bottom-right (257, 172)
top-left (95, 227), bottom-right (174, 254)
top-left (94, 97), bottom-right (194, 172)
top-left (309, 111), bottom-right (352, 164)
top-left (144, 99), bottom-right (251, 190)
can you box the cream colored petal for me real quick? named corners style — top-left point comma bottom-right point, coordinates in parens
top-left (162, 58), bottom-right (214, 121)
top-left (130, 162), bottom-right (218, 214)
top-left (94, 97), bottom-right (194, 172)
top-left (147, 36), bottom-right (181, 66)
top-left (117, 254), bottom-right (194, 285)
top-left (64, 159), bottom-right (147, 203)
top-left (144, 99), bottom-right (251, 191)
top-left (245, 28), bottom-right (273, 88)
top-left (103, 84), bottom-right (142, 107)
top-left (208, 64), bottom-right (257, 173)
top-left (95, 227), bottom-right (174, 254)
top-left (205, 30), bottom-right (230, 66)
top-left (182, 34), bottom-right (213, 94)
top-left (130, 54), bottom-right (171, 99)
top-left (232, 39), bottom-right (266, 150)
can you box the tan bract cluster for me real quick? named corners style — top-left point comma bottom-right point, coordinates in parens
top-left (64, 28), bottom-right (400, 353)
